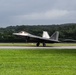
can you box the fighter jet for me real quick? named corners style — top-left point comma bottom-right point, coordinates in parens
top-left (13, 31), bottom-right (59, 47)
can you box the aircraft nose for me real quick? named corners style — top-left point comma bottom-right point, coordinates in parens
top-left (13, 33), bottom-right (18, 35)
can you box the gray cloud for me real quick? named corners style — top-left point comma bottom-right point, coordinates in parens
top-left (0, 0), bottom-right (76, 27)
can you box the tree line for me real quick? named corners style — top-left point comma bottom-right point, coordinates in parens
top-left (0, 23), bottom-right (76, 42)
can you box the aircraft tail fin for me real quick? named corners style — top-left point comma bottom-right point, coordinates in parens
top-left (50, 31), bottom-right (59, 41)
top-left (42, 31), bottom-right (50, 38)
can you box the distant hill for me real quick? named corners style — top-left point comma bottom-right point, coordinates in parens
top-left (0, 23), bottom-right (76, 42)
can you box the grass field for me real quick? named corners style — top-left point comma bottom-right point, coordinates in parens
top-left (0, 49), bottom-right (76, 75)
top-left (0, 43), bottom-right (76, 46)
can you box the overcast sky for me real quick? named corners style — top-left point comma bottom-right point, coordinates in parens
top-left (0, 0), bottom-right (76, 27)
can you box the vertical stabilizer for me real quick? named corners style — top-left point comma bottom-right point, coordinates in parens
top-left (42, 31), bottom-right (50, 38)
top-left (50, 31), bottom-right (59, 41)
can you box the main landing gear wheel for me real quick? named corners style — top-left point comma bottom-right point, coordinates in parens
top-left (36, 42), bottom-right (40, 46)
top-left (43, 42), bottom-right (46, 47)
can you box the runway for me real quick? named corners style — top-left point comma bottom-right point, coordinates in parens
top-left (0, 46), bottom-right (76, 49)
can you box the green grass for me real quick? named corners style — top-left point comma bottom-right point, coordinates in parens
top-left (0, 49), bottom-right (76, 75)
top-left (0, 43), bottom-right (76, 46)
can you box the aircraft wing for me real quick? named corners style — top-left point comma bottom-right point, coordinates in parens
top-left (13, 31), bottom-right (59, 43)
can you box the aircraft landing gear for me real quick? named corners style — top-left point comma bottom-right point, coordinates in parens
top-left (36, 42), bottom-right (40, 46)
top-left (43, 42), bottom-right (46, 47)
top-left (36, 42), bottom-right (46, 47)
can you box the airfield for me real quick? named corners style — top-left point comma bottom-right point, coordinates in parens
top-left (0, 43), bottom-right (76, 49)
top-left (0, 46), bottom-right (76, 49)
top-left (0, 43), bottom-right (76, 75)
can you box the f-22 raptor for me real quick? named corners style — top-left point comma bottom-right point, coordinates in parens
top-left (13, 31), bottom-right (59, 47)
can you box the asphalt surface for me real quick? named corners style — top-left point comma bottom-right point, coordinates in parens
top-left (0, 46), bottom-right (76, 49)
